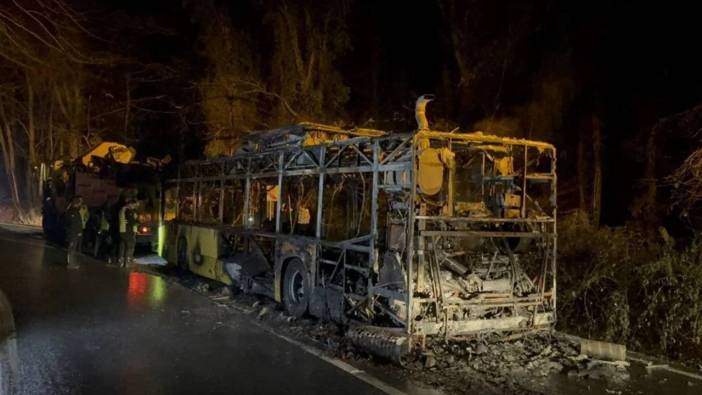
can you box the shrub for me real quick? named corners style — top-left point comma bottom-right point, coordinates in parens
top-left (557, 214), bottom-right (648, 343)
top-left (631, 242), bottom-right (702, 358)
top-left (557, 213), bottom-right (702, 364)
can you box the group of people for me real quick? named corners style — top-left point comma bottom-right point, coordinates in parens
top-left (62, 196), bottom-right (140, 269)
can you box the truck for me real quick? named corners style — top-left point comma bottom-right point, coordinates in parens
top-left (42, 142), bottom-right (164, 254)
top-left (160, 97), bottom-right (557, 359)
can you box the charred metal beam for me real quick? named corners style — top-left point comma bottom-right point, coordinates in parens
top-left (414, 216), bottom-right (555, 223)
top-left (420, 230), bottom-right (544, 238)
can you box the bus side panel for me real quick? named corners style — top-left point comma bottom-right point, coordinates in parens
top-left (183, 225), bottom-right (231, 285)
top-left (162, 221), bottom-right (179, 263)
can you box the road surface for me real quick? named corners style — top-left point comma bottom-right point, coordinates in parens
top-left (0, 226), bottom-right (389, 395)
top-left (2, 225), bottom-right (702, 395)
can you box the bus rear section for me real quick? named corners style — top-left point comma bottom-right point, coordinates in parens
top-left (401, 132), bottom-right (557, 340)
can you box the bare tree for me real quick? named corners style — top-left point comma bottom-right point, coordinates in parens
top-left (196, 9), bottom-right (262, 156)
top-left (591, 115), bottom-right (602, 227)
top-left (194, 0), bottom-right (351, 157)
top-left (0, 1), bottom-right (99, 216)
top-left (267, 0), bottom-right (350, 122)
top-left (664, 105), bottom-right (702, 219)
top-left (437, 0), bottom-right (539, 121)
top-left (0, 88), bottom-right (22, 211)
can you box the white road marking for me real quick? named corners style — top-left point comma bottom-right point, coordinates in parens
top-left (251, 320), bottom-right (408, 395)
top-left (225, 303), bottom-right (408, 394)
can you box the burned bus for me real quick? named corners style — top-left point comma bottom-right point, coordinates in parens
top-left (161, 98), bottom-right (557, 357)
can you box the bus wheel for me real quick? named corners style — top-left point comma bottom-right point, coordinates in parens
top-left (283, 259), bottom-right (310, 318)
top-left (177, 237), bottom-right (188, 270)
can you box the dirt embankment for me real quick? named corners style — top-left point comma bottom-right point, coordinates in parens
top-left (0, 204), bottom-right (42, 226)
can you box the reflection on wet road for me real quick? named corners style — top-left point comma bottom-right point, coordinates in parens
top-left (127, 272), bottom-right (167, 307)
top-left (0, 229), bottom-right (384, 395)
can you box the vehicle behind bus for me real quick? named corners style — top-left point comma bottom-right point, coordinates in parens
top-left (42, 144), bottom-right (163, 253)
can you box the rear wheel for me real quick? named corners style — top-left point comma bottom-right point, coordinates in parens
top-left (283, 259), bottom-right (310, 318)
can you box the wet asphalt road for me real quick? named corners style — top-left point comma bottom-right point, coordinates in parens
top-left (0, 227), bottom-right (385, 395)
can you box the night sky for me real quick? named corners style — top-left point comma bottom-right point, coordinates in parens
top-left (95, 1), bottom-right (702, 125)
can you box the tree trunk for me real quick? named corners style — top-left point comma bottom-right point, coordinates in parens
top-left (577, 129), bottom-right (587, 219)
top-left (54, 82), bottom-right (82, 159)
top-left (437, 0), bottom-right (470, 88)
top-left (591, 115), bottom-right (602, 227)
top-left (124, 74), bottom-right (130, 133)
top-left (0, 101), bottom-right (23, 215)
top-left (643, 124), bottom-right (658, 227)
top-left (48, 98), bottom-right (54, 161)
top-left (25, 72), bottom-right (37, 206)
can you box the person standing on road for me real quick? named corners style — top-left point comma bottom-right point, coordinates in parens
top-left (118, 200), bottom-right (138, 267)
top-left (93, 205), bottom-right (111, 259)
top-left (41, 181), bottom-right (58, 243)
top-left (125, 200), bottom-right (139, 266)
top-left (78, 201), bottom-right (89, 252)
top-left (108, 200), bottom-right (120, 264)
top-left (64, 196), bottom-right (85, 268)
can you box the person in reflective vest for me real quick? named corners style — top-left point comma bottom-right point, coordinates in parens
top-left (93, 204), bottom-right (112, 259)
top-left (64, 196), bottom-right (85, 268)
top-left (118, 199), bottom-right (139, 267)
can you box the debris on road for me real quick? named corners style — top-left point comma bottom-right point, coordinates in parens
top-left (145, 265), bottom-right (654, 394)
top-left (257, 306), bottom-right (271, 320)
top-left (134, 255), bottom-right (168, 266)
top-left (568, 358), bottom-right (630, 382)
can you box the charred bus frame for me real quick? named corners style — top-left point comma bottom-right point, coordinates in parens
top-left (163, 119), bottom-right (557, 353)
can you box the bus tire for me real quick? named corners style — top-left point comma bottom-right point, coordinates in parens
top-left (177, 237), bottom-right (188, 270)
top-left (283, 258), bottom-right (310, 318)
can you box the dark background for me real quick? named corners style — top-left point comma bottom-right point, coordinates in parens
top-left (5, 0), bottom-right (702, 226)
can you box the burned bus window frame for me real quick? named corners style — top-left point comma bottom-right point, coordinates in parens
top-left (222, 178), bottom-right (245, 226)
top-left (176, 181), bottom-right (195, 222)
top-left (247, 177), bottom-right (278, 232)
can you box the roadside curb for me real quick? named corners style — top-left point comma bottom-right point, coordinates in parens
top-left (556, 331), bottom-right (702, 382)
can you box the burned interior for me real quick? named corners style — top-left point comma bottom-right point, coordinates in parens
top-left (166, 102), bottom-right (557, 357)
